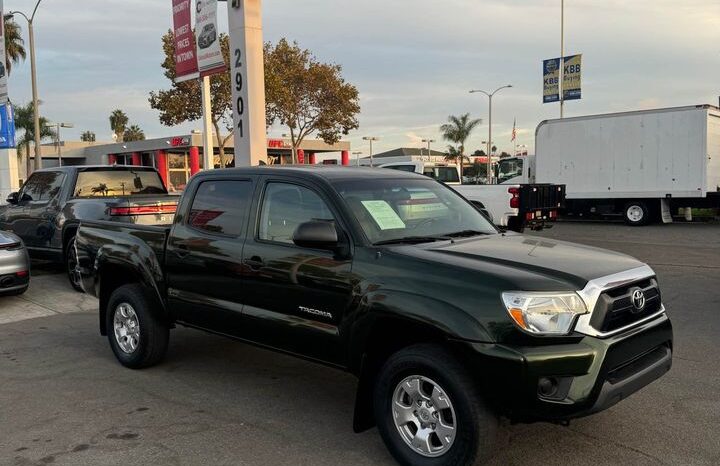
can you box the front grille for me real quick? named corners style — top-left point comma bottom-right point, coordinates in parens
top-left (589, 278), bottom-right (662, 333)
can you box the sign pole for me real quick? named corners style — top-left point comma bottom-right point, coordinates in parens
top-left (201, 75), bottom-right (215, 169)
top-left (227, 0), bottom-right (267, 166)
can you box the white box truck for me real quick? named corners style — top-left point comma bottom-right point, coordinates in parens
top-left (517, 105), bottom-right (719, 225)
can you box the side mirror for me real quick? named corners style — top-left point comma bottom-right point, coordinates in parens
top-left (293, 221), bottom-right (339, 251)
top-left (6, 192), bottom-right (19, 204)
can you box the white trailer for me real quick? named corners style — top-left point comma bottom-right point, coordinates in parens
top-left (531, 105), bottom-right (720, 225)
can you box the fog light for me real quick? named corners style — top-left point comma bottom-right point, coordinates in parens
top-left (538, 377), bottom-right (559, 398)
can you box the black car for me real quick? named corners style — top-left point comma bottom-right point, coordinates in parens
top-left (75, 166), bottom-right (672, 466)
top-left (0, 166), bottom-right (176, 291)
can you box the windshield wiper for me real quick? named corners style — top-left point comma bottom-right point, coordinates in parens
top-left (374, 235), bottom-right (452, 246)
top-left (444, 230), bottom-right (491, 238)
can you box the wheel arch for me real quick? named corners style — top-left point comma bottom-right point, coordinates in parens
top-left (97, 259), bottom-right (168, 336)
top-left (349, 296), bottom-right (489, 433)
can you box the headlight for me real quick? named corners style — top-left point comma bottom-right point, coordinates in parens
top-left (501, 292), bottom-right (588, 335)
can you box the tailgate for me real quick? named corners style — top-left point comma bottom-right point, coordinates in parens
top-left (107, 196), bottom-right (179, 226)
top-left (520, 184), bottom-right (566, 211)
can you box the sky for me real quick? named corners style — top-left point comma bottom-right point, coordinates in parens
top-left (4, 0), bottom-right (720, 159)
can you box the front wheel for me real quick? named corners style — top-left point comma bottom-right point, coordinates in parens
top-left (106, 284), bottom-right (169, 369)
top-left (373, 345), bottom-right (497, 466)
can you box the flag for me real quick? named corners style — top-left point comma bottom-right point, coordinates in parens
top-left (511, 118), bottom-right (517, 142)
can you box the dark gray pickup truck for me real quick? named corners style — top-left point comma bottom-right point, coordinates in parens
top-left (75, 166), bottom-right (672, 466)
top-left (0, 165), bottom-right (177, 290)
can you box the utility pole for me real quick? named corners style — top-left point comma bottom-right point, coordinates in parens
top-left (8, 1), bottom-right (45, 172)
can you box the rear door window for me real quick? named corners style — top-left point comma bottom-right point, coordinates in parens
top-left (188, 180), bottom-right (253, 237)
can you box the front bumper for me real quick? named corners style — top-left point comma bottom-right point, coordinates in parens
top-left (471, 312), bottom-right (673, 422)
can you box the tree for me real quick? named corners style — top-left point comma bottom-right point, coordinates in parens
top-left (4, 18), bottom-right (26, 76)
top-left (123, 124), bottom-right (145, 142)
top-left (491, 145), bottom-right (497, 154)
top-left (109, 109), bottom-right (129, 142)
top-left (149, 30), bottom-right (233, 167)
top-left (500, 151), bottom-right (511, 158)
top-left (443, 145), bottom-right (469, 167)
top-left (440, 113), bottom-right (482, 179)
top-left (473, 149), bottom-right (486, 157)
top-left (80, 131), bottom-right (96, 142)
top-left (265, 39), bottom-right (360, 164)
top-left (13, 102), bottom-right (56, 176)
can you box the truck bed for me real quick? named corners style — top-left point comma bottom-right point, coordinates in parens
top-left (75, 220), bottom-right (171, 298)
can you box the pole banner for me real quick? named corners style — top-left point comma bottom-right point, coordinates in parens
top-left (543, 58), bottom-right (560, 103)
top-left (562, 54), bottom-right (582, 101)
top-left (195, 0), bottom-right (226, 77)
top-left (172, 0), bottom-right (199, 82)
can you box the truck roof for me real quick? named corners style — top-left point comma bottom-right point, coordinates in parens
top-left (34, 165), bottom-right (160, 173)
top-left (192, 165), bottom-right (429, 182)
top-left (536, 104), bottom-right (720, 136)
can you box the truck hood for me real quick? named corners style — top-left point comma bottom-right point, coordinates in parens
top-left (399, 233), bottom-right (647, 289)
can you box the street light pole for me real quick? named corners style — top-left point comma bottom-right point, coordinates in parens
top-left (363, 137), bottom-right (379, 167)
top-left (8, 1), bottom-right (44, 172)
top-left (470, 85), bottom-right (512, 184)
top-left (560, 0), bottom-right (565, 119)
top-left (421, 139), bottom-right (435, 160)
top-left (46, 122), bottom-right (73, 166)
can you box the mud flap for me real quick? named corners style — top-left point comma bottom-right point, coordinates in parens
top-left (660, 199), bottom-right (673, 224)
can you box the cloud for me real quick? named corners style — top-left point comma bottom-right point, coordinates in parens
top-left (4, 0), bottom-right (718, 155)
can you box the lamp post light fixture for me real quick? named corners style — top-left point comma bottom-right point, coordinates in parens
top-left (421, 139), bottom-right (435, 159)
top-left (470, 85), bottom-right (513, 184)
top-left (44, 122), bottom-right (74, 166)
top-left (362, 137), bottom-right (379, 167)
top-left (6, 0), bottom-right (45, 172)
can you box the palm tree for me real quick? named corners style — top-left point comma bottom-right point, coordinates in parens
top-left (123, 124), bottom-right (145, 142)
top-left (13, 102), bottom-right (56, 176)
top-left (80, 131), bottom-right (96, 142)
top-left (440, 113), bottom-right (482, 180)
top-left (109, 109), bottom-right (129, 142)
top-left (4, 19), bottom-right (26, 75)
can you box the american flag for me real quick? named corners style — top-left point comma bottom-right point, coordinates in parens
top-left (511, 118), bottom-right (517, 142)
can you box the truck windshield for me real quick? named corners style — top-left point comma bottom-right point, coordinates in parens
top-left (497, 158), bottom-right (523, 184)
top-left (334, 178), bottom-right (497, 244)
top-left (73, 169), bottom-right (167, 197)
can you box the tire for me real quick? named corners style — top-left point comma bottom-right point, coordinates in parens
top-left (623, 201), bottom-right (650, 226)
top-left (373, 344), bottom-right (497, 466)
top-left (65, 236), bottom-right (83, 292)
top-left (106, 284), bottom-right (169, 369)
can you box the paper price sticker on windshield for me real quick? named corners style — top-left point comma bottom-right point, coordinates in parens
top-left (361, 201), bottom-right (406, 230)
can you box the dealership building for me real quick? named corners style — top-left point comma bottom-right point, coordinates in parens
top-left (25, 134), bottom-right (351, 192)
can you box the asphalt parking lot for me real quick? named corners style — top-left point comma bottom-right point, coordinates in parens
top-left (1, 222), bottom-right (719, 466)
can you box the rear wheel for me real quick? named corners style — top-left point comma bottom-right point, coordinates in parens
top-left (623, 201), bottom-right (650, 226)
top-left (106, 284), bottom-right (169, 369)
top-left (65, 236), bottom-right (83, 292)
top-left (374, 345), bottom-right (497, 466)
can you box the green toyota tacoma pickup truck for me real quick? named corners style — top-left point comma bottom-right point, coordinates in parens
top-left (75, 166), bottom-right (672, 466)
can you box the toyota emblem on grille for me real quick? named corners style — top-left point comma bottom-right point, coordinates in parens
top-left (630, 288), bottom-right (646, 313)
